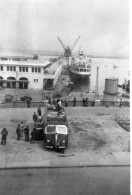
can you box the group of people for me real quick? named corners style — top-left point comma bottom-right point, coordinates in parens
top-left (16, 122), bottom-right (36, 143)
top-left (72, 96), bottom-right (95, 107)
top-left (82, 97), bottom-right (95, 107)
top-left (33, 105), bottom-right (43, 123)
top-left (45, 98), bottom-right (63, 112)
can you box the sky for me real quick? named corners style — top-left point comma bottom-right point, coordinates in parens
top-left (0, 0), bottom-right (129, 56)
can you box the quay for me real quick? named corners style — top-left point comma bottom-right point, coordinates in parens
top-left (0, 106), bottom-right (130, 168)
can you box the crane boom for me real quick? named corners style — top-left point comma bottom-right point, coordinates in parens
top-left (71, 36), bottom-right (81, 51)
top-left (58, 37), bottom-right (66, 50)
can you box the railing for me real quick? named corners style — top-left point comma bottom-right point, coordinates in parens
top-left (0, 100), bottom-right (130, 108)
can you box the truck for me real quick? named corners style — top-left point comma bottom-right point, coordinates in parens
top-left (43, 106), bottom-right (68, 153)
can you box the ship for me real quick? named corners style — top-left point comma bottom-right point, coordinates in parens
top-left (69, 51), bottom-right (92, 80)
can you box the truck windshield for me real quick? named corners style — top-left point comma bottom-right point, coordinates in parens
top-left (46, 126), bottom-right (56, 133)
top-left (56, 126), bottom-right (67, 134)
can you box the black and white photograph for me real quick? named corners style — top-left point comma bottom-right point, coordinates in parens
top-left (0, 0), bottom-right (130, 194)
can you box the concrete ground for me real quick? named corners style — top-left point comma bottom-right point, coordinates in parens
top-left (0, 167), bottom-right (130, 195)
top-left (0, 107), bottom-right (130, 168)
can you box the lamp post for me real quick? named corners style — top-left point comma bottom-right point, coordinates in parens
top-left (16, 71), bottom-right (18, 101)
top-left (95, 66), bottom-right (99, 98)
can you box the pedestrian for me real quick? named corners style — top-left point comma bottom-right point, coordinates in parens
top-left (27, 99), bottom-right (31, 108)
top-left (92, 98), bottom-right (95, 107)
top-left (57, 99), bottom-right (61, 111)
top-left (119, 99), bottom-right (122, 107)
top-left (1, 128), bottom-right (8, 145)
top-left (48, 97), bottom-right (51, 105)
top-left (24, 125), bottom-right (29, 142)
top-left (65, 99), bottom-right (68, 107)
top-left (30, 128), bottom-right (36, 143)
top-left (86, 98), bottom-right (88, 107)
top-left (82, 97), bottom-right (86, 107)
top-left (73, 97), bottom-right (76, 107)
top-left (16, 124), bottom-right (21, 141)
top-left (58, 99), bottom-right (62, 110)
top-left (33, 112), bottom-right (37, 123)
top-left (37, 106), bottom-right (42, 116)
top-left (20, 121), bottom-right (24, 137)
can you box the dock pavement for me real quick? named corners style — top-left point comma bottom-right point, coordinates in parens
top-left (0, 107), bottom-right (130, 169)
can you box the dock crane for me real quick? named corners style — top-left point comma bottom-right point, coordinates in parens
top-left (58, 36), bottom-right (81, 58)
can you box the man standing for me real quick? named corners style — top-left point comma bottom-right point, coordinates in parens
top-left (57, 99), bottom-right (62, 111)
top-left (82, 97), bottom-right (86, 107)
top-left (31, 128), bottom-right (36, 143)
top-left (24, 125), bottom-right (30, 142)
top-left (73, 97), bottom-right (76, 107)
top-left (20, 121), bottom-right (24, 137)
top-left (33, 112), bottom-right (37, 123)
top-left (16, 124), bottom-right (21, 141)
top-left (1, 128), bottom-right (8, 145)
top-left (37, 106), bottom-right (42, 116)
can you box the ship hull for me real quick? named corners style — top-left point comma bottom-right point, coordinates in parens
top-left (69, 67), bottom-right (91, 82)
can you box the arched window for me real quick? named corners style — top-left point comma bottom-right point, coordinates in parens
top-left (7, 77), bottom-right (16, 80)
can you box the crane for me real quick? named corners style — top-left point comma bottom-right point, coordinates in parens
top-left (58, 36), bottom-right (81, 58)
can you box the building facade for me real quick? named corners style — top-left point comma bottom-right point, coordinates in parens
top-left (0, 56), bottom-right (63, 90)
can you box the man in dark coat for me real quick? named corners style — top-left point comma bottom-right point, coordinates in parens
top-left (20, 121), bottom-right (24, 137)
top-left (82, 97), bottom-right (86, 107)
top-left (73, 97), bottom-right (76, 107)
top-left (16, 124), bottom-right (21, 141)
top-left (37, 106), bottom-right (42, 116)
top-left (33, 112), bottom-right (37, 123)
top-left (92, 98), bottom-right (95, 107)
top-left (24, 125), bottom-right (29, 142)
top-left (86, 98), bottom-right (89, 107)
top-left (31, 128), bottom-right (36, 143)
top-left (1, 128), bottom-right (8, 145)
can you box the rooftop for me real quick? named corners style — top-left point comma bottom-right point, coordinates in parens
top-left (0, 59), bottom-right (50, 67)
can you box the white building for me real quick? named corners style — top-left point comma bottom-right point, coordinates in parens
top-left (0, 56), bottom-right (63, 90)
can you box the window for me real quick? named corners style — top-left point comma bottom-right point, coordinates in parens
top-left (32, 67), bottom-right (41, 73)
top-left (10, 66), bottom-right (12, 71)
top-left (19, 66), bottom-right (28, 72)
top-left (7, 66), bottom-right (9, 71)
top-left (0, 66), bottom-right (3, 71)
top-left (34, 79), bottom-right (38, 83)
top-left (14, 67), bottom-right (16, 71)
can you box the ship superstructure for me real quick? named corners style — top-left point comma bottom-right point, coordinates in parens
top-left (69, 51), bottom-right (92, 79)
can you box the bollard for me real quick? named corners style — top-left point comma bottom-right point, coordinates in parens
top-left (128, 141), bottom-right (130, 152)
